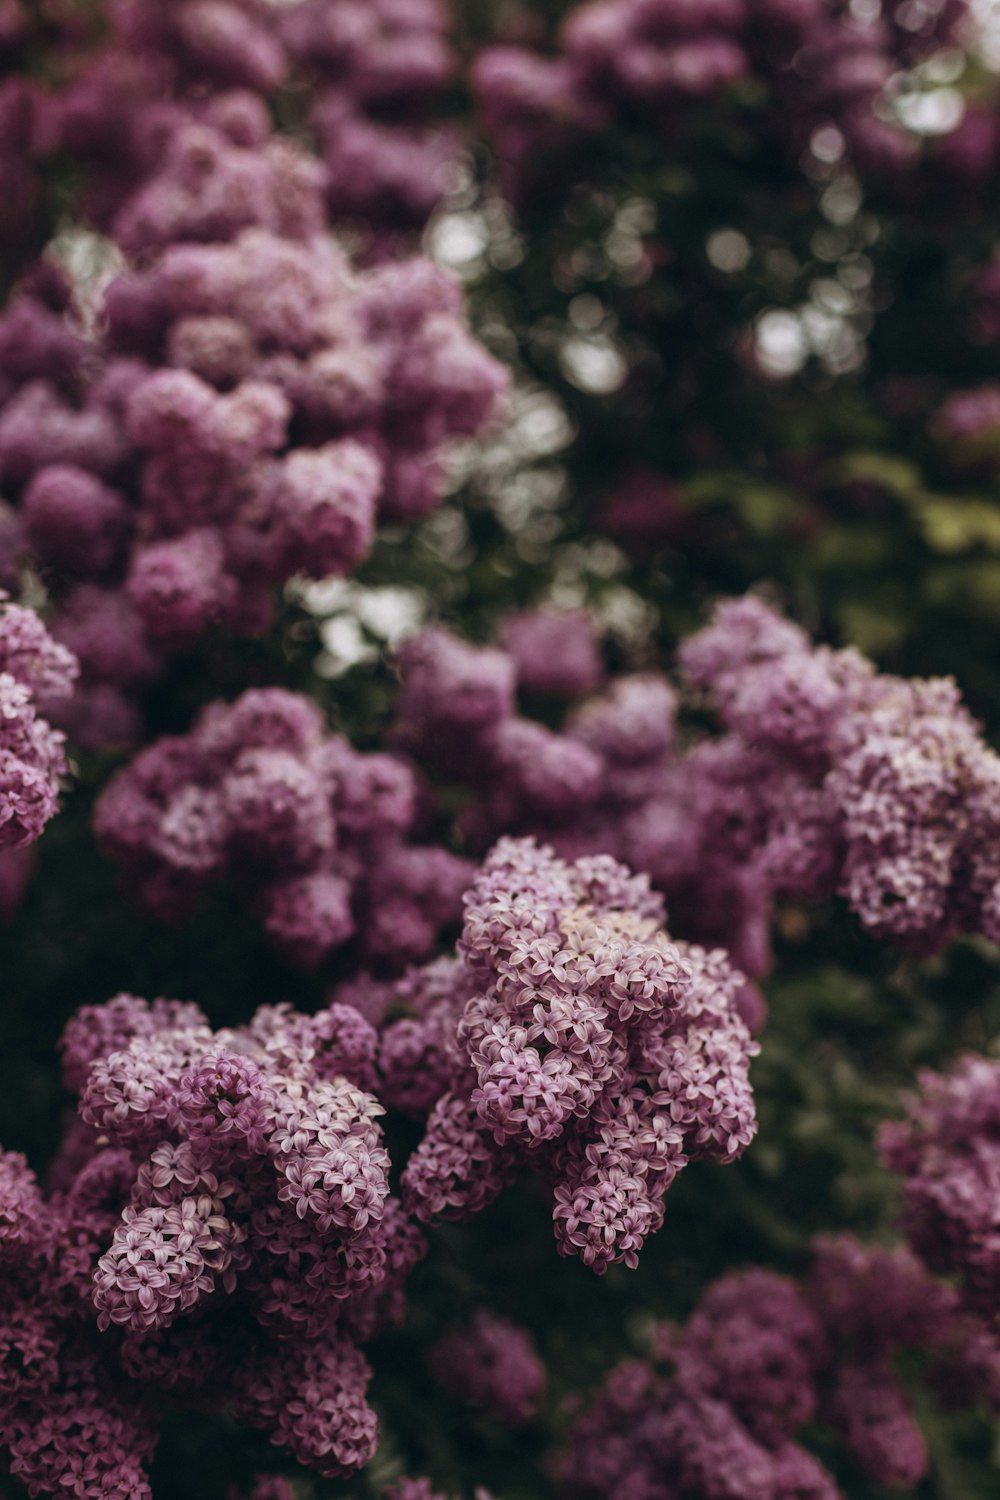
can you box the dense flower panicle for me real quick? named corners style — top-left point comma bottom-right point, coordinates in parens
top-left (3, 4), bottom-right (1000, 1494)
top-left (0, 599), bottom-right (78, 850)
top-left (93, 1188), bottom-right (249, 1333)
top-left (556, 1357), bottom-right (838, 1500)
top-left (0, 1148), bottom-right (160, 1498)
top-left (59, 993), bottom-right (209, 1094)
top-left (558, 1225), bottom-right (1000, 1499)
top-left (338, 1194), bottom-right (428, 1344)
top-left (0, 49), bottom-right (506, 741)
top-left (669, 1269), bottom-right (824, 1447)
top-left (878, 1055), bottom-right (1000, 1319)
top-left (94, 685), bottom-right (469, 967)
top-left (827, 1362), bottom-right (927, 1489)
top-left (428, 1309), bottom-right (546, 1425)
top-left (114, 0), bottom-right (288, 92)
top-left (0, 600), bottom-right (82, 702)
top-left (0, 985), bottom-right (437, 1492)
top-left (23, 465), bottom-right (131, 577)
top-left (389, 838), bottom-right (756, 1270)
top-left (807, 1234), bottom-right (957, 1354)
top-left (275, 0), bottom-right (459, 246)
top-left (803, 1233), bottom-right (995, 1486)
top-left (247, 1001), bottom-right (379, 1092)
top-left (395, 628), bottom-right (518, 751)
top-left (0, 1150), bottom-right (47, 1270)
top-left (396, 599), bottom-right (1000, 975)
top-left (233, 1336), bottom-right (377, 1478)
top-left (3, 1355), bottom-right (158, 1500)
top-left (362, 844), bottom-right (475, 967)
top-left (400, 1088), bottom-right (517, 1224)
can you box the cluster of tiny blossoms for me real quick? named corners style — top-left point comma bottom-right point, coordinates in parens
top-left (558, 1232), bottom-right (997, 1499)
top-left (0, 241), bottom-right (503, 749)
top-left (0, 990), bottom-right (429, 1496)
top-left (49, 0), bottom-right (459, 255)
top-left (275, 0), bottom-right (460, 248)
top-left (0, 0), bottom-right (506, 752)
top-left (394, 596), bottom-right (1000, 978)
top-left (380, 837), bottom-right (758, 1273)
top-left (879, 1052), bottom-right (1000, 1336)
top-left (94, 686), bottom-right (472, 969)
top-left (473, 0), bottom-right (970, 196)
top-left (0, 597), bottom-right (77, 850)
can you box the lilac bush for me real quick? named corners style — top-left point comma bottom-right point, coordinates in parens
top-left (0, 598), bottom-right (76, 850)
top-left (3, 0), bottom-right (1000, 1496)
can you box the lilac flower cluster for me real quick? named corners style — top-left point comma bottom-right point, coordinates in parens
top-left (428, 1308), bottom-right (546, 1425)
top-left (473, 0), bottom-right (970, 195)
top-left (0, 0), bottom-right (506, 755)
top-left (0, 239), bottom-right (504, 749)
top-left (670, 596), bottom-right (1000, 962)
top-left (879, 1053), bottom-right (1000, 1325)
top-left (0, 597), bottom-right (77, 850)
top-left (50, 0), bottom-right (459, 254)
top-left (380, 837), bottom-right (758, 1272)
top-left (276, 0), bottom-right (459, 250)
top-left (558, 1232), bottom-right (995, 1499)
top-left (394, 597), bottom-right (1000, 977)
top-left (0, 989), bottom-right (429, 1495)
top-left (94, 685), bottom-right (472, 968)
top-left (557, 1288), bottom-right (836, 1499)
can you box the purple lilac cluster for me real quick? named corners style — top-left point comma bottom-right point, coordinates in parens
top-left (380, 837), bottom-right (758, 1273)
top-left (49, 0), bottom-right (459, 254)
top-left (558, 1233), bottom-right (993, 1498)
top-left (0, 0), bottom-right (506, 754)
top-left (669, 596), bottom-right (1000, 963)
top-left (0, 245), bottom-right (504, 749)
top-left (0, 597), bottom-right (77, 850)
top-left (394, 597), bottom-right (1000, 977)
top-left (473, 0), bottom-right (971, 195)
top-left (276, 0), bottom-right (459, 250)
top-left (879, 1053), bottom-right (1000, 1328)
top-left (428, 1308), bottom-right (546, 1425)
top-left (0, 989), bottom-right (429, 1495)
top-left (94, 685), bottom-right (472, 969)
top-left (557, 1281), bottom-right (836, 1500)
